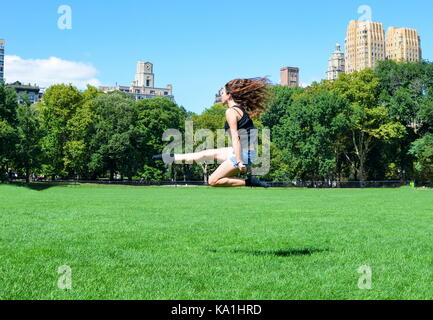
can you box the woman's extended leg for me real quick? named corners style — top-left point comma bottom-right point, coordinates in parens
top-left (174, 147), bottom-right (232, 164)
top-left (208, 160), bottom-right (246, 187)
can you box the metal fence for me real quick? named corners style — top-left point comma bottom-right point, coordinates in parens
top-left (14, 179), bottom-right (431, 188)
top-left (268, 180), bottom-right (413, 188)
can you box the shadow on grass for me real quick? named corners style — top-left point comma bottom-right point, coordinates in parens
top-left (7, 182), bottom-right (78, 191)
top-left (207, 248), bottom-right (329, 257)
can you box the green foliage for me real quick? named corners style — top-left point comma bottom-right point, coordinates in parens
top-left (329, 69), bottom-right (407, 181)
top-left (139, 165), bottom-right (164, 181)
top-left (14, 104), bottom-right (43, 182)
top-left (191, 104), bottom-right (226, 131)
top-left (135, 96), bottom-right (187, 158)
top-left (0, 119), bottom-right (17, 181)
top-left (38, 84), bottom-right (83, 177)
top-left (409, 133), bottom-right (433, 183)
top-left (3, 60), bottom-right (433, 183)
top-left (273, 90), bottom-right (350, 180)
top-left (0, 83), bottom-right (18, 124)
top-left (374, 60), bottom-right (433, 182)
top-left (375, 60), bottom-right (433, 134)
top-left (86, 93), bottom-right (141, 179)
top-left (261, 85), bottom-right (303, 128)
top-left (0, 84), bottom-right (19, 181)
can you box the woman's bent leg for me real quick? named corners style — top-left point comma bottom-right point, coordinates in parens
top-left (208, 160), bottom-right (246, 187)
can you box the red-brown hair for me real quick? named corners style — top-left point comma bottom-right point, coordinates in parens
top-left (225, 77), bottom-right (271, 118)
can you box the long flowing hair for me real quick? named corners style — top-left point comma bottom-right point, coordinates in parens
top-left (225, 77), bottom-right (271, 118)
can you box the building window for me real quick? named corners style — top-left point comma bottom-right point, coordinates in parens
top-left (146, 80), bottom-right (150, 87)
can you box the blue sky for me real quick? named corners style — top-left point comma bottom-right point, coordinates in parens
top-left (1, 0), bottom-right (432, 113)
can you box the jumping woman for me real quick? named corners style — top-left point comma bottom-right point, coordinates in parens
top-left (153, 78), bottom-right (270, 188)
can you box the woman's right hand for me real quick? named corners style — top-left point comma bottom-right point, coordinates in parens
top-left (238, 162), bottom-right (247, 172)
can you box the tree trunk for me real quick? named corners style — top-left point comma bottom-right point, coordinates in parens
top-left (202, 164), bottom-right (208, 184)
top-left (359, 156), bottom-right (366, 187)
top-left (8, 167), bottom-right (13, 183)
top-left (25, 167), bottom-right (30, 184)
top-left (352, 130), bottom-right (373, 186)
top-left (0, 164), bottom-right (5, 183)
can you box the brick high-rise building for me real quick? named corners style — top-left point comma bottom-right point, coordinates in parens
top-left (0, 39), bottom-right (5, 82)
top-left (345, 20), bottom-right (386, 74)
top-left (280, 67), bottom-right (299, 87)
top-left (386, 27), bottom-right (422, 63)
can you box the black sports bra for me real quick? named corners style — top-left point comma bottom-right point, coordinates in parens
top-left (224, 106), bottom-right (257, 147)
top-left (224, 106), bottom-right (255, 132)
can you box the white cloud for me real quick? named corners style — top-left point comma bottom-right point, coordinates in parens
top-left (4, 55), bottom-right (102, 89)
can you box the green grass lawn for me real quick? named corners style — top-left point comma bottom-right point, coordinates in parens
top-left (1, 183), bottom-right (432, 300)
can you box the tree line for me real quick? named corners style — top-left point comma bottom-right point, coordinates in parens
top-left (262, 60), bottom-right (433, 184)
top-left (1, 60), bottom-right (432, 184)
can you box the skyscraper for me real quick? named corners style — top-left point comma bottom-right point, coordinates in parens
top-left (0, 39), bottom-right (5, 82)
top-left (327, 43), bottom-right (345, 81)
top-left (386, 27), bottom-right (422, 63)
top-left (345, 20), bottom-right (385, 74)
top-left (280, 67), bottom-right (299, 87)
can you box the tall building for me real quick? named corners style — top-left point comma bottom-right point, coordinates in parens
top-left (327, 43), bottom-right (345, 81)
top-left (280, 67), bottom-right (299, 87)
top-left (214, 92), bottom-right (222, 105)
top-left (132, 61), bottom-right (155, 87)
top-left (100, 61), bottom-right (174, 101)
top-left (0, 39), bottom-right (5, 82)
top-left (345, 20), bottom-right (385, 74)
top-left (386, 27), bottom-right (422, 63)
top-left (6, 81), bottom-right (43, 104)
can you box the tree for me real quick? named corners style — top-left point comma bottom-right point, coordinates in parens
top-left (273, 89), bottom-right (350, 181)
top-left (0, 83), bottom-right (18, 124)
top-left (330, 69), bottom-right (407, 182)
top-left (409, 134), bottom-right (433, 184)
top-left (13, 104), bottom-right (43, 183)
top-left (0, 120), bottom-right (16, 182)
top-left (261, 85), bottom-right (303, 129)
top-left (375, 60), bottom-right (433, 180)
top-left (0, 84), bottom-right (18, 182)
top-left (135, 97), bottom-right (187, 181)
top-left (191, 104), bottom-right (226, 131)
top-left (63, 85), bottom-right (102, 179)
top-left (87, 93), bottom-right (141, 180)
top-left (38, 84), bottom-right (83, 178)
